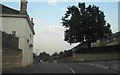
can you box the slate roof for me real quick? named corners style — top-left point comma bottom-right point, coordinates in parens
top-left (0, 4), bottom-right (20, 14)
top-left (107, 31), bottom-right (120, 39)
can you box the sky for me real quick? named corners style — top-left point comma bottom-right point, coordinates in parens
top-left (1, 0), bottom-right (119, 55)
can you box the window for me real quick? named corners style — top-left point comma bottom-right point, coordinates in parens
top-left (12, 31), bottom-right (16, 36)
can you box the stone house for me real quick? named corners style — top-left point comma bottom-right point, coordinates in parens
top-left (0, 0), bottom-right (35, 66)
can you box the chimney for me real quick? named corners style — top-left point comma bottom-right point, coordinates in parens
top-left (31, 18), bottom-right (34, 25)
top-left (20, 0), bottom-right (28, 14)
top-left (31, 18), bottom-right (34, 29)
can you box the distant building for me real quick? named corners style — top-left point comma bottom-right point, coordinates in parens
top-left (106, 31), bottom-right (120, 46)
top-left (0, 0), bottom-right (35, 66)
top-left (91, 31), bottom-right (120, 47)
top-left (71, 31), bottom-right (120, 52)
top-left (72, 43), bottom-right (88, 52)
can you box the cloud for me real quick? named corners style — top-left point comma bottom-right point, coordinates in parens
top-left (47, 0), bottom-right (57, 5)
top-left (42, 26), bottom-right (64, 38)
top-left (33, 25), bottom-right (78, 55)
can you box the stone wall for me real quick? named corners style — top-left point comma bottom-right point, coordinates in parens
top-left (2, 31), bottom-right (19, 49)
top-left (57, 53), bottom-right (119, 63)
top-left (72, 53), bottom-right (119, 62)
top-left (2, 32), bottom-right (22, 72)
top-left (2, 48), bottom-right (22, 72)
top-left (58, 45), bottom-right (119, 63)
top-left (74, 45), bottom-right (119, 54)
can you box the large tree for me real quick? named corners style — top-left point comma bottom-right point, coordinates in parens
top-left (61, 3), bottom-right (112, 47)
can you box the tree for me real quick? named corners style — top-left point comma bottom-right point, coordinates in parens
top-left (33, 52), bottom-right (37, 58)
top-left (38, 52), bottom-right (51, 61)
top-left (61, 3), bottom-right (112, 47)
top-left (33, 53), bottom-right (39, 63)
top-left (51, 52), bottom-right (59, 60)
top-left (58, 51), bottom-right (64, 58)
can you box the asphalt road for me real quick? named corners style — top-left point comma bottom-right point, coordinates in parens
top-left (15, 63), bottom-right (118, 73)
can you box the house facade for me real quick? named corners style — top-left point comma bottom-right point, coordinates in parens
top-left (0, 0), bottom-right (35, 66)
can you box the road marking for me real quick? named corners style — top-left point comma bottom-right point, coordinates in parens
top-left (65, 64), bottom-right (68, 67)
top-left (64, 65), bottom-right (75, 74)
top-left (69, 67), bottom-right (75, 73)
top-left (89, 64), bottom-right (109, 69)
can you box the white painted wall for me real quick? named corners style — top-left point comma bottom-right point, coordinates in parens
top-left (0, 17), bottom-right (2, 75)
top-left (2, 16), bottom-right (34, 66)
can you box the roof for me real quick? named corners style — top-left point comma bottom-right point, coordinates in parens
top-left (107, 31), bottom-right (120, 39)
top-left (0, 4), bottom-right (35, 35)
top-left (71, 31), bottom-right (120, 52)
top-left (0, 4), bottom-right (20, 14)
top-left (72, 43), bottom-right (88, 51)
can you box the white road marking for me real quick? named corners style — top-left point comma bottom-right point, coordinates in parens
top-left (69, 67), bottom-right (75, 73)
top-left (89, 64), bottom-right (109, 69)
top-left (64, 64), bottom-right (75, 73)
top-left (65, 64), bottom-right (68, 67)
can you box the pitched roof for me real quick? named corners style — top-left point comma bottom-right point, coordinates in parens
top-left (0, 4), bottom-right (20, 14)
top-left (107, 31), bottom-right (120, 39)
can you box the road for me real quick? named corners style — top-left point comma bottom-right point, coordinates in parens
top-left (14, 62), bottom-right (118, 73)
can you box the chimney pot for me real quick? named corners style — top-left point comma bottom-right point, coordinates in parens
top-left (20, 0), bottom-right (28, 14)
top-left (31, 18), bottom-right (34, 25)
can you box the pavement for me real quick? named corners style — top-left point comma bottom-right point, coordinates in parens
top-left (110, 64), bottom-right (119, 73)
top-left (81, 60), bottom-right (120, 73)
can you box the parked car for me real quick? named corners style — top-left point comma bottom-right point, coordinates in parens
top-left (53, 60), bottom-right (57, 63)
top-left (39, 60), bottom-right (44, 63)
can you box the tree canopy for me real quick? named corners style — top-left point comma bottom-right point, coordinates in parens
top-left (51, 52), bottom-right (59, 60)
top-left (38, 52), bottom-right (51, 61)
top-left (61, 3), bottom-right (112, 47)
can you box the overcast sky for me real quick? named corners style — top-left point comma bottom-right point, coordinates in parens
top-left (1, 0), bottom-right (119, 55)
